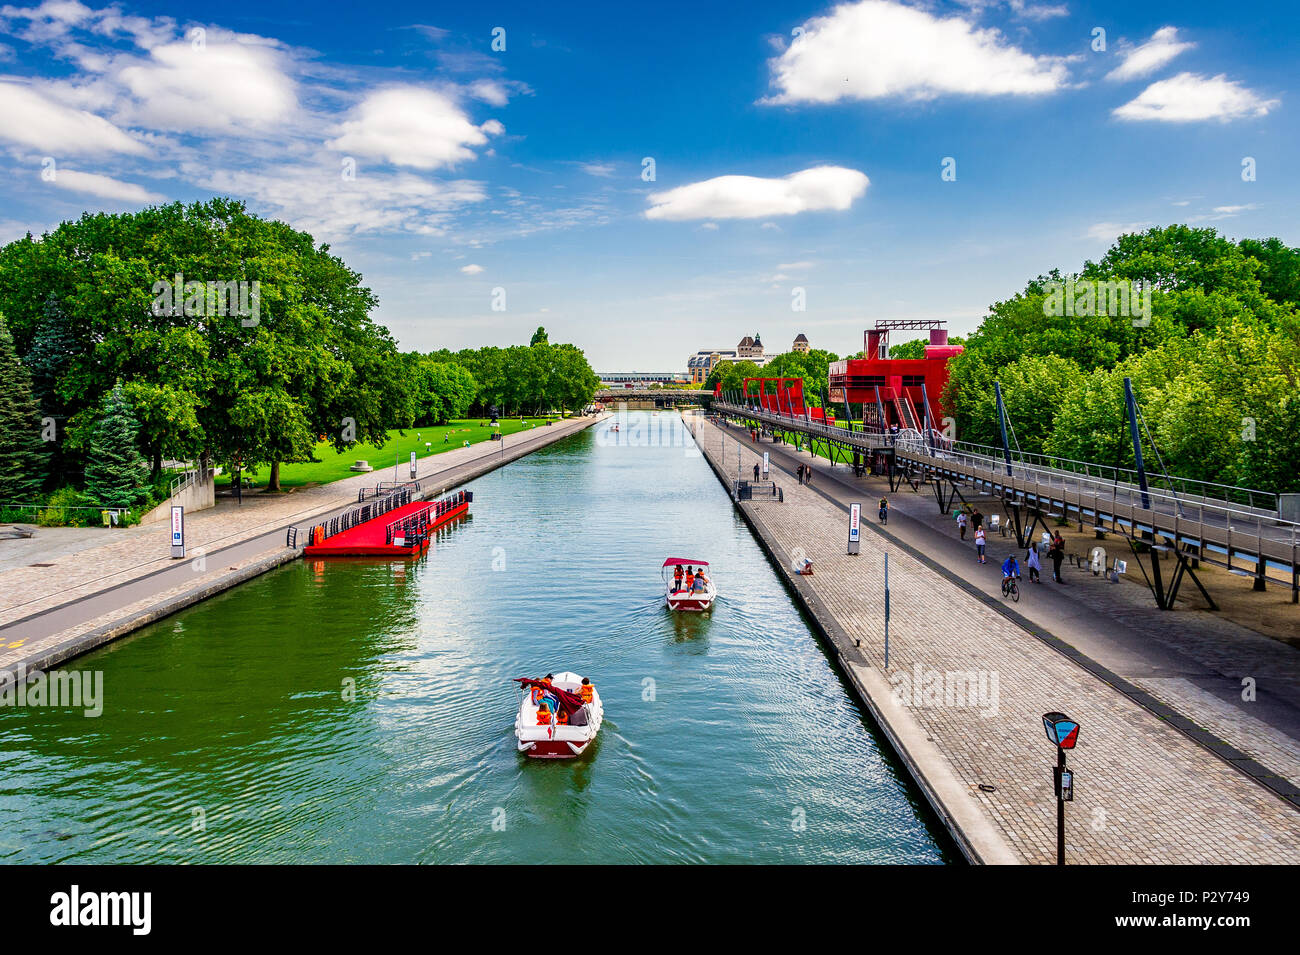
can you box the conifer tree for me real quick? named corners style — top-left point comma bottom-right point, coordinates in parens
top-left (83, 384), bottom-right (148, 508)
top-left (0, 315), bottom-right (48, 504)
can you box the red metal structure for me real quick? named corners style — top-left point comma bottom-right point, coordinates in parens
top-left (742, 377), bottom-right (834, 423)
top-left (827, 321), bottom-right (963, 430)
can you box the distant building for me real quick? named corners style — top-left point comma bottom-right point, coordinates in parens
top-left (687, 334), bottom-right (769, 383)
top-left (792, 333), bottom-right (809, 353)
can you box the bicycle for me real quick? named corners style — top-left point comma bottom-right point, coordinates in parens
top-left (1001, 575), bottom-right (1020, 602)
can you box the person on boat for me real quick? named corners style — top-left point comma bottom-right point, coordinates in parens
top-left (684, 568), bottom-right (695, 592)
top-left (693, 571), bottom-right (707, 593)
top-left (556, 708), bottom-right (569, 725)
top-left (673, 565), bottom-right (684, 592)
top-left (536, 702), bottom-right (553, 725)
top-left (530, 682), bottom-right (546, 705)
top-left (580, 678), bottom-right (594, 703)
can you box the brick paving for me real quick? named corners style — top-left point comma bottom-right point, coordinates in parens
top-left (753, 416), bottom-right (1300, 799)
top-left (0, 416), bottom-right (599, 674)
top-left (692, 412), bottom-right (1300, 864)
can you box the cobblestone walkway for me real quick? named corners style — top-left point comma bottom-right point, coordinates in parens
top-left (693, 414), bottom-right (1300, 864)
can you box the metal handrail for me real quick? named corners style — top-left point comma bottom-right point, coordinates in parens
top-left (897, 437), bottom-right (1300, 550)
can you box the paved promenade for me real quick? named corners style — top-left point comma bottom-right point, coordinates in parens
top-left (0, 415), bottom-right (601, 679)
top-left (690, 411), bottom-right (1300, 864)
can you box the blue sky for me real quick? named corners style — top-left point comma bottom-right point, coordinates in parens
top-left (1, 0), bottom-right (1294, 370)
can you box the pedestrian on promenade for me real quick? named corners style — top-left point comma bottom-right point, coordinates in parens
top-left (975, 526), bottom-right (987, 563)
top-left (804, 465), bottom-right (813, 486)
top-left (1048, 533), bottom-right (1066, 583)
top-left (972, 508), bottom-right (983, 531)
top-left (753, 462), bottom-right (761, 482)
top-left (796, 463), bottom-right (804, 484)
top-left (1026, 543), bottom-right (1041, 583)
top-left (957, 510), bottom-right (968, 540)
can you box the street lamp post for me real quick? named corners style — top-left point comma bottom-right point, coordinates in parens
top-left (1041, 711), bottom-right (1079, 865)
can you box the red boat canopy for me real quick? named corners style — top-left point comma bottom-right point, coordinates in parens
top-left (662, 558), bottom-right (709, 568)
top-left (513, 678), bottom-right (585, 718)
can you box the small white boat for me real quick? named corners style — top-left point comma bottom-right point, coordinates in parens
top-left (663, 558), bottom-right (716, 612)
top-left (513, 672), bottom-right (604, 758)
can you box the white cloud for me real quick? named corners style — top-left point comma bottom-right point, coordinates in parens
top-left (466, 79), bottom-right (509, 106)
top-left (1106, 27), bottom-right (1194, 82)
top-left (579, 162), bottom-right (615, 177)
top-left (460, 263), bottom-right (484, 274)
top-left (327, 86), bottom-right (500, 169)
top-left (198, 164), bottom-right (488, 239)
top-left (645, 166), bottom-right (868, 221)
top-left (116, 39), bottom-right (297, 131)
top-left (1212, 204), bottom-right (1255, 214)
top-left (1113, 73), bottom-right (1278, 122)
top-left (0, 79), bottom-right (145, 154)
top-left (1084, 221), bottom-right (1152, 242)
top-left (764, 0), bottom-right (1068, 104)
top-left (43, 166), bottom-right (162, 202)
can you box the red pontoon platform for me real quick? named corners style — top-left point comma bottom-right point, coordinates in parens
top-left (303, 488), bottom-right (472, 558)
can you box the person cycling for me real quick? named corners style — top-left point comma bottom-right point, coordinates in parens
top-left (878, 497), bottom-right (889, 523)
top-left (1001, 555), bottom-right (1021, 594)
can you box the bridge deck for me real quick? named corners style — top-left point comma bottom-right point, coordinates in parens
top-left (714, 401), bottom-right (1299, 582)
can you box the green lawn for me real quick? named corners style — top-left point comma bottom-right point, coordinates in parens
top-left (217, 416), bottom-right (563, 490)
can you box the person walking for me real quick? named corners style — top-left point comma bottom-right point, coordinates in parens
top-left (1026, 543), bottom-right (1041, 583)
top-left (974, 526), bottom-right (987, 563)
top-left (1048, 533), bottom-right (1066, 583)
top-left (753, 462), bottom-right (760, 482)
top-left (957, 510), bottom-right (968, 540)
top-left (972, 509), bottom-right (984, 532)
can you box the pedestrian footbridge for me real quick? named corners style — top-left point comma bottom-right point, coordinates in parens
top-left (712, 399), bottom-right (1299, 610)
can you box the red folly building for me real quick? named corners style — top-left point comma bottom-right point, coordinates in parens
top-left (827, 320), bottom-right (963, 430)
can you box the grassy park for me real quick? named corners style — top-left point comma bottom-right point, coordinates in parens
top-left (218, 417), bottom-right (563, 490)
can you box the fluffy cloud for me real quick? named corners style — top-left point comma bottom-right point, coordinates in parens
top-left (1106, 27), bottom-right (1194, 82)
top-left (460, 263), bottom-right (484, 274)
top-left (327, 86), bottom-right (501, 169)
top-left (1113, 73), bottom-right (1278, 122)
top-left (764, 0), bottom-right (1068, 104)
top-left (116, 39), bottom-right (297, 131)
top-left (646, 166), bottom-right (868, 221)
top-left (43, 166), bottom-right (162, 202)
top-left (0, 79), bottom-right (145, 153)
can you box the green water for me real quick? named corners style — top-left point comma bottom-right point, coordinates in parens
top-left (0, 414), bottom-right (952, 864)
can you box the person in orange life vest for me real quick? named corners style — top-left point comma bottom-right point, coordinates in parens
top-left (530, 682), bottom-right (546, 704)
top-left (556, 708), bottom-right (569, 725)
top-left (536, 702), bottom-right (552, 725)
top-left (579, 678), bottom-right (594, 703)
top-left (684, 568), bottom-right (695, 592)
top-left (673, 565), bottom-right (683, 592)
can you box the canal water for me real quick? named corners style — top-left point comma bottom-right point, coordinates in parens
top-left (0, 414), bottom-right (952, 864)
